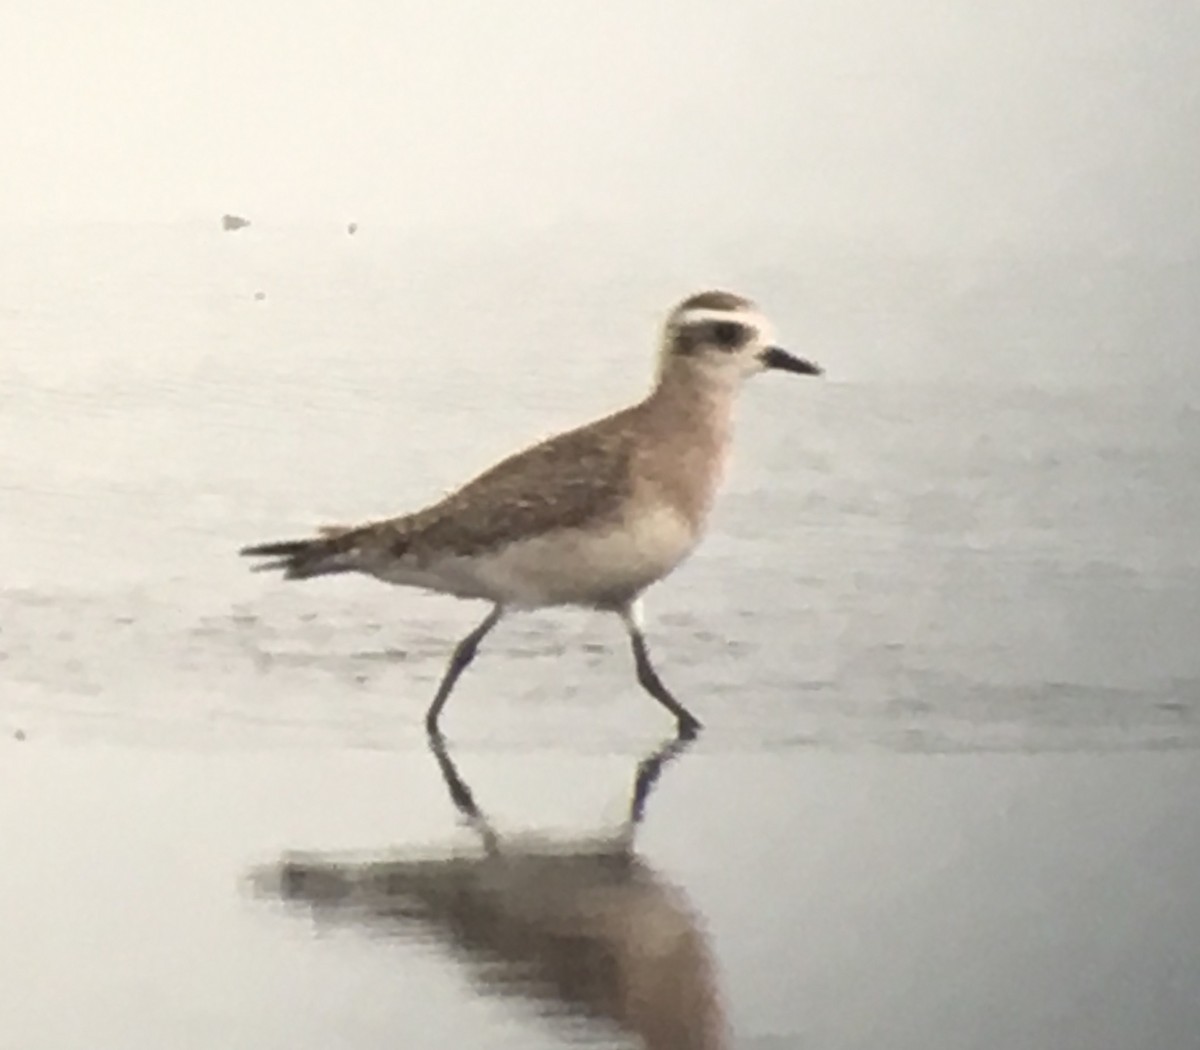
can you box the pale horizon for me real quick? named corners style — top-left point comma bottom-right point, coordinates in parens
top-left (4, 0), bottom-right (1199, 255)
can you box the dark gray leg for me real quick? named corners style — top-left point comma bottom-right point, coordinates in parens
top-left (619, 602), bottom-right (702, 739)
top-left (425, 604), bottom-right (504, 735)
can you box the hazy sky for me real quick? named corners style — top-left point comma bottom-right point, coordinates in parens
top-left (4, 0), bottom-right (1198, 250)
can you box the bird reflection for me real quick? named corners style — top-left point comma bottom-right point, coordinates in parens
top-left (257, 731), bottom-right (727, 1049)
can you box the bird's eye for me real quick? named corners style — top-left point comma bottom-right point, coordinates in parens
top-left (710, 321), bottom-right (746, 349)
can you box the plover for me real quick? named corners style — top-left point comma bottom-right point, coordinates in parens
top-left (240, 290), bottom-right (822, 736)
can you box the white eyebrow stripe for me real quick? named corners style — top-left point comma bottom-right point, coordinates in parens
top-left (675, 308), bottom-right (764, 328)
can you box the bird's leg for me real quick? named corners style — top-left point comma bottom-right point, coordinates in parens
top-left (425, 604), bottom-right (504, 735)
top-left (619, 601), bottom-right (703, 739)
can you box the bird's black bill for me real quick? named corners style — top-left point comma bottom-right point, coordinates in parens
top-left (759, 345), bottom-right (823, 376)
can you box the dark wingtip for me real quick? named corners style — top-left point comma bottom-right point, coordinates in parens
top-left (240, 539), bottom-right (308, 559)
top-left (248, 559), bottom-right (290, 574)
top-left (239, 539), bottom-right (313, 577)
top-left (240, 534), bottom-right (360, 580)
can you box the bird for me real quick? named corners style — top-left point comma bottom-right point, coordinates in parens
top-left (240, 290), bottom-right (823, 737)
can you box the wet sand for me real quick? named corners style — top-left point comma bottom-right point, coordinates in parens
top-left (3, 731), bottom-right (1198, 1049)
top-left (3, 224), bottom-right (1199, 1047)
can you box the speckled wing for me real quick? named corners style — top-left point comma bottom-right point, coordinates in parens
top-left (384, 409), bottom-right (639, 561)
top-left (241, 407), bottom-right (641, 578)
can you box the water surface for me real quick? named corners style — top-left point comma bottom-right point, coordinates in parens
top-left (2, 224), bottom-right (1198, 1047)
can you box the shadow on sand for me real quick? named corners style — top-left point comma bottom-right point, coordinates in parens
top-left (251, 731), bottom-right (727, 1049)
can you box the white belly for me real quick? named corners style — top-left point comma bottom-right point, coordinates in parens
top-left (394, 504), bottom-right (698, 609)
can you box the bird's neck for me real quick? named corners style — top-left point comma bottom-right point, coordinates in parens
top-left (636, 364), bottom-right (738, 529)
top-left (647, 362), bottom-right (738, 437)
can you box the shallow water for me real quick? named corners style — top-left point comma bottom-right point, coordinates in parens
top-left (2, 224), bottom-right (1199, 1047)
top-left (4, 739), bottom-right (1198, 1049)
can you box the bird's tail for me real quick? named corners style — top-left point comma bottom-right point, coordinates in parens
top-left (239, 525), bottom-right (370, 580)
